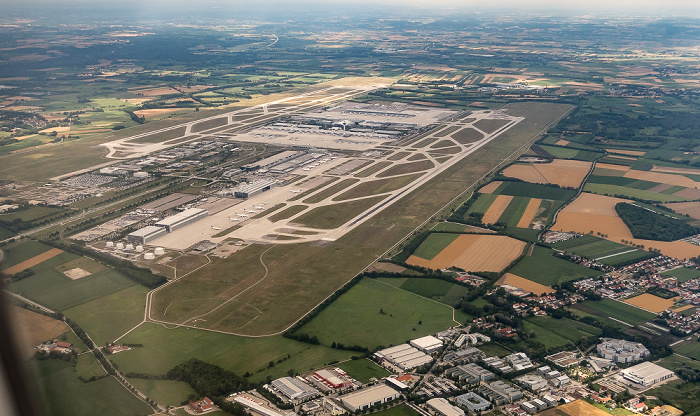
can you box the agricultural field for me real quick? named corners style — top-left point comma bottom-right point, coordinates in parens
top-left (623, 293), bottom-right (677, 314)
top-left (646, 379), bottom-right (700, 416)
top-left (293, 278), bottom-right (460, 350)
top-left (1, 240), bottom-right (57, 269)
top-left (665, 201), bottom-right (700, 223)
top-left (571, 299), bottom-right (656, 327)
top-left (111, 323), bottom-right (355, 382)
top-left (508, 246), bottom-right (602, 287)
top-left (661, 267), bottom-right (700, 283)
top-left (553, 192), bottom-right (700, 259)
top-left (376, 277), bottom-right (469, 306)
top-left (523, 316), bottom-right (602, 347)
top-left (31, 359), bottom-right (153, 416)
top-left (411, 233), bottom-right (460, 260)
top-left (407, 234), bottom-right (526, 273)
top-left (673, 338), bottom-right (700, 361)
top-left (500, 159), bottom-right (591, 188)
top-left (64, 285), bottom-right (149, 346)
top-left (496, 273), bottom-right (552, 296)
top-left (551, 235), bottom-right (652, 266)
top-left (8, 306), bottom-right (68, 359)
top-left (336, 358), bottom-right (392, 383)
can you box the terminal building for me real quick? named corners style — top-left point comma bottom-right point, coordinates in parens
top-left (270, 377), bottom-right (320, 403)
top-left (126, 225), bottom-right (167, 244)
top-left (155, 208), bottom-right (208, 232)
top-left (338, 384), bottom-right (401, 412)
top-left (621, 362), bottom-right (674, 386)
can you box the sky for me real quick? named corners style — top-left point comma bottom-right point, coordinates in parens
top-left (3, 0), bottom-right (700, 19)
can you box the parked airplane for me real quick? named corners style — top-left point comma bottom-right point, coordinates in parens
top-left (245, 209), bottom-right (255, 213)
top-left (290, 190), bottom-right (302, 193)
top-left (255, 206), bottom-right (265, 210)
top-left (237, 213), bottom-right (249, 217)
top-left (228, 216), bottom-right (240, 222)
top-left (211, 225), bottom-right (222, 230)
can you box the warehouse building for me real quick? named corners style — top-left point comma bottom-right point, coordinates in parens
top-left (338, 384), bottom-right (400, 412)
top-left (478, 381), bottom-right (523, 405)
top-left (270, 377), bottom-right (320, 403)
top-left (127, 225), bottom-right (167, 244)
top-left (241, 150), bottom-right (304, 171)
top-left (410, 335), bottom-right (443, 354)
top-left (375, 344), bottom-right (432, 370)
top-left (443, 347), bottom-right (485, 363)
top-left (621, 362), bottom-right (674, 387)
top-left (445, 363), bottom-right (494, 383)
top-left (427, 398), bottom-right (464, 416)
top-left (597, 338), bottom-right (649, 363)
top-left (155, 208), bottom-right (208, 232)
top-left (233, 395), bottom-right (284, 416)
top-left (505, 352), bottom-right (534, 371)
top-left (455, 392), bottom-right (491, 412)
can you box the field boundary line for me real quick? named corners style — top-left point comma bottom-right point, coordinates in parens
top-left (595, 248), bottom-right (638, 261)
top-left (372, 278), bottom-right (461, 325)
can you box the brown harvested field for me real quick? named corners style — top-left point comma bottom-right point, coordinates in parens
top-left (672, 187), bottom-right (700, 200)
top-left (376, 160), bottom-right (434, 177)
top-left (555, 139), bottom-right (570, 146)
top-left (133, 108), bottom-right (183, 118)
top-left (451, 127), bottom-right (483, 144)
top-left (624, 169), bottom-right (698, 188)
top-left (479, 181), bottom-right (503, 194)
top-left (501, 159), bottom-right (591, 188)
top-left (497, 273), bottom-right (553, 294)
top-left (596, 163), bottom-right (630, 172)
top-left (9, 306), bottom-right (68, 360)
top-left (407, 234), bottom-right (526, 272)
top-left (368, 262), bottom-right (407, 273)
top-left (664, 201), bottom-right (700, 220)
top-left (593, 166), bottom-right (627, 176)
top-left (482, 195), bottom-right (513, 224)
top-left (652, 166), bottom-right (700, 175)
top-left (5, 248), bottom-right (63, 274)
top-left (623, 293), bottom-right (675, 313)
top-left (607, 155), bottom-right (637, 162)
top-left (648, 184), bottom-right (673, 193)
top-left (474, 118), bottom-right (510, 134)
top-left (553, 192), bottom-right (700, 259)
top-left (606, 148), bottom-right (646, 156)
top-left (516, 198), bottom-right (542, 228)
top-left (538, 400), bottom-right (610, 416)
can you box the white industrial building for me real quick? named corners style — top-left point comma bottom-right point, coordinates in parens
top-left (410, 335), bottom-right (443, 354)
top-left (455, 392), bottom-right (491, 412)
top-left (338, 384), bottom-right (400, 412)
top-left (427, 398), bottom-right (464, 416)
top-left (375, 344), bottom-right (432, 370)
top-left (270, 377), bottom-right (320, 402)
top-left (597, 338), bottom-right (649, 363)
top-left (621, 362), bottom-right (674, 386)
top-left (155, 208), bottom-right (208, 232)
top-left (505, 352), bottom-right (533, 371)
top-left (514, 374), bottom-right (548, 392)
top-left (126, 225), bottom-right (167, 244)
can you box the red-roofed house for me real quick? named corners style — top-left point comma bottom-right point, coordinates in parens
top-left (189, 397), bottom-right (215, 413)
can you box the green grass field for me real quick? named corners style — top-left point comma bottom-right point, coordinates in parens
top-left (0, 226), bottom-right (15, 239)
top-left (31, 359), bottom-right (153, 416)
top-left (478, 343), bottom-right (513, 357)
top-left (584, 183), bottom-right (687, 203)
top-left (111, 324), bottom-right (355, 382)
top-left (336, 358), bottom-right (391, 383)
top-left (673, 339), bottom-right (700, 360)
top-left (75, 353), bottom-right (107, 379)
top-left (662, 267), bottom-right (700, 283)
top-left (523, 316), bottom-right (601, 348)
top-left (127, 378), bottom-right (197, 407)
top-left (377, 277), bottom-right (468, 306)
top-left (497, 196), bottom-right (531, 227)
top-left (508, 246), bottom-right (602, 286)
top-left (295, 278), bottom-right (458, 350)
top-left (495, 181), bottom-right (576, 201)
top-left (0, 205), bottom-right (67, 223)
top-left (295, 195), bottom-right (386, 229)
top-left (573, 299), bottom-right (655, 326)
top-left (411, 233), bottom-right (460, 260)
top-left (551, 235), bottom-right (650, 265)
top-left (467, 193), bottom-right (498, 214)
top-left (64, 285), bottom-right (149, 346)
top-left (432, 222), bottom-right (468, 232)
top-left (7, 251), bottom-right (137, 311)
top-left (646, 379), bottom-right (700, 416)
